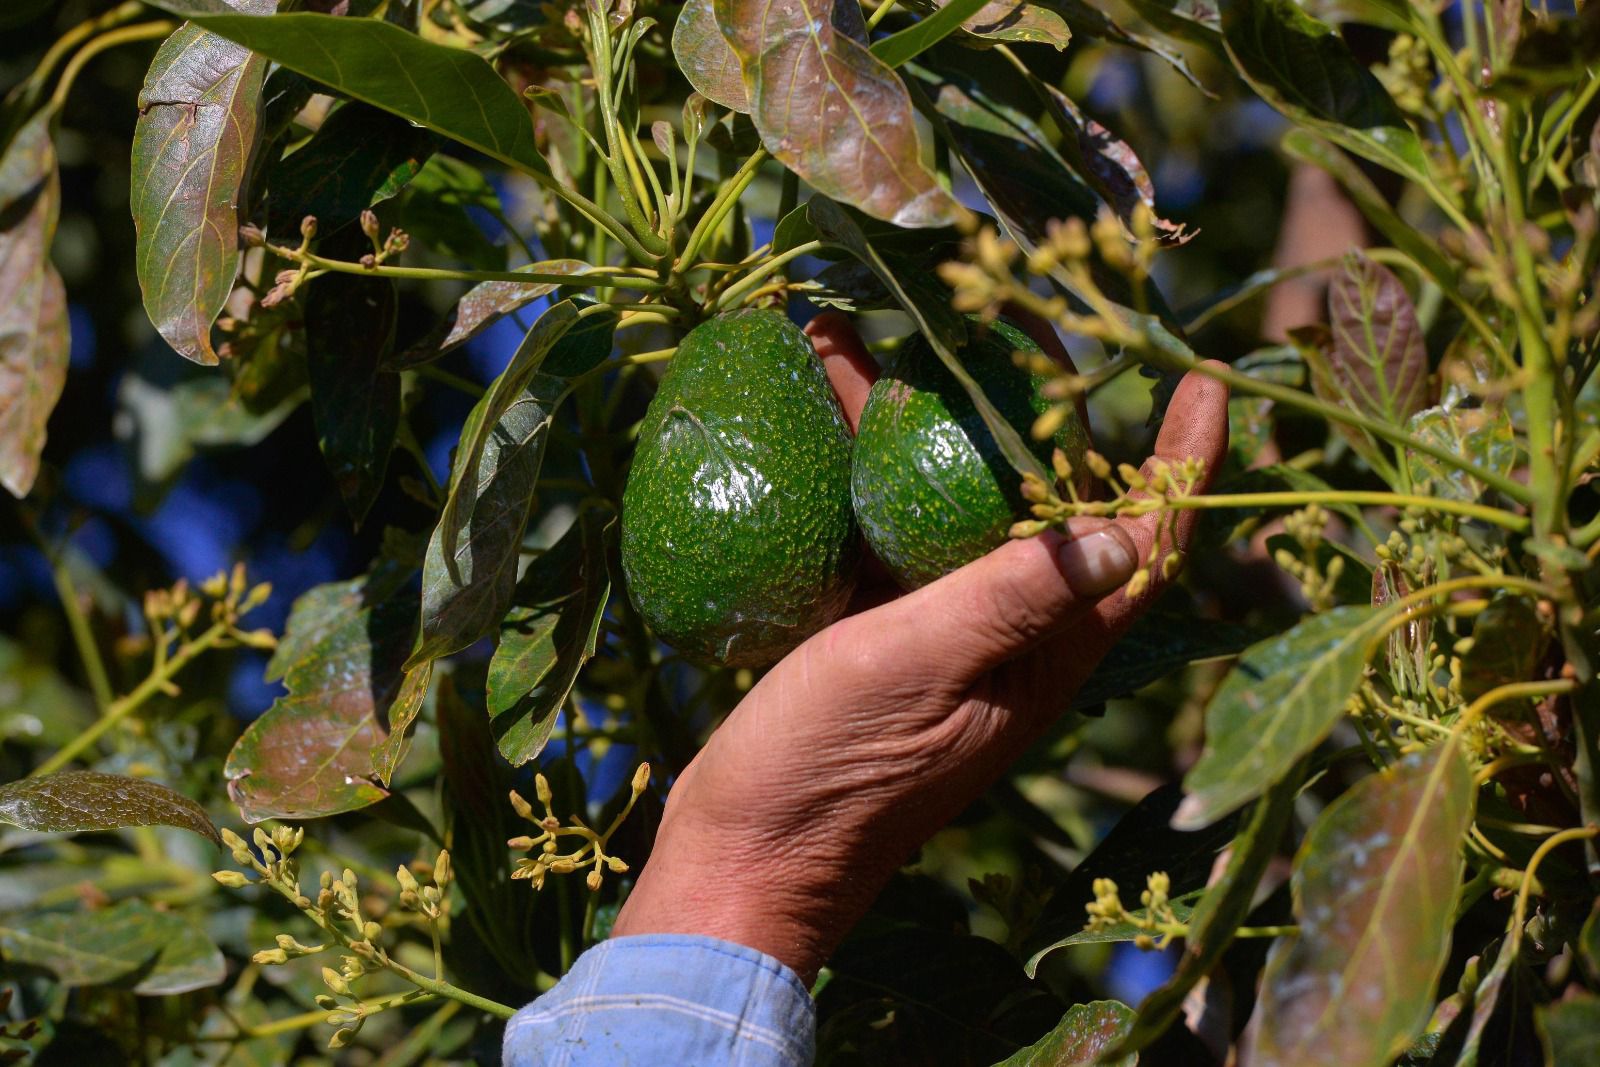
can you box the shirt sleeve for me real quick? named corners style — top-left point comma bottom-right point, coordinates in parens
top-left (502, 934), bottom-right (816, 1067)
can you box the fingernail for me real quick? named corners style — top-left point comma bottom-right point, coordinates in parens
top-left (1058, 528), bottom-right (1136, 598)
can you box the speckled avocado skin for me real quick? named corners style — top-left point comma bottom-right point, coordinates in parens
top-left (620, 308), bottom-right (859, 667)
top-left (851, 318), bottom-right (1091, 590)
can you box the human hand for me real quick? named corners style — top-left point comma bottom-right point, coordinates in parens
top-left (612, 313), bottom-right (1231, 982)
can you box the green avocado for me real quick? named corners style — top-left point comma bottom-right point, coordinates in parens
top-left (620, 308), bottom-right (859, 667)
top-left (851, 318), bottom-right (1091, 590)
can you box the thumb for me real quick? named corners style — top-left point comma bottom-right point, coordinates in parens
top-left (869, 517), bottom-right (1139, 686)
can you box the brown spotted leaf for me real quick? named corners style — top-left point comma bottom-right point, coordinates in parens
top-left (0, 771), bottom-right (219, 844)
top-left (1244, 744), bottom-right (1475, 1067)
top-left (370, 660), bottom-right (430, 786)
top-left (995, 1001), bottom-right (1135, 1065)
top-left (1040, 83), bottom-right (1191, 242)
top-left (0, 110), bottom-right (67, 498)
top-left (224, 546), bottom-right (420, 822)
top-left (131, 20), bottom-right (269, 366)
top-left (1318, 252), bottom-right (1431, 426)
top-left (935, 0), bottom-right (1071, 47)
top-left (673, 0), bottom-right (748, 112)
top-left (717, 0), bottom-right (960, 227)
top-left (906, 63), bottom-right (1183, 330)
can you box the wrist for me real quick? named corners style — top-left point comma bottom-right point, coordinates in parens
top-left (612, 786), bottom-right (883, 983)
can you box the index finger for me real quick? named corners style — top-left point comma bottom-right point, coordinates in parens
top-left (805, 311), bottom-right (878, 433)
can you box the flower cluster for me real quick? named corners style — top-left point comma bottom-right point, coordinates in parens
top-left (938, 204), bottom-right (1162, 348)
top-left (212, 825), bottom-right (452, 1047)
top-left (1273, 504), bottom-right (1345, 612)
top-left (139, 563), bottom-right (275, 662)
top-left (1084, 871), bottom-right (1179, 950)
top-left (510, 763), bottom-right (652, 891)
top-left (1010, 447), bottom-right (1205, 600)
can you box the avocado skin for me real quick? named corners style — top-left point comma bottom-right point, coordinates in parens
top-left (851, 318), bottom-right (1091, 590)
top-left (620, 308), bottom-right (859, 667)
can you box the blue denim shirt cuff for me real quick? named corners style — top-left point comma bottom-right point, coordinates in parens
top-left (503, 933), bottom-right (816, 1066)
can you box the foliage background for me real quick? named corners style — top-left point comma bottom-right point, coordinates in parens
top-left (0, 0), bottom-right (1594, 1063)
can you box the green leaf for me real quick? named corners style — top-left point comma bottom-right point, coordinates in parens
top-left (1122, 0), bottom-right (1223, 46)
top-left (0, 899), bottom-right (225, 995)
top-left (404, 153), bottom-right (508, 220)
top-left (1026, 784), bottom-right (1239, 972)
top-left (870, 0), bottom-right (993, 68)
top-left (305, 271), bottom-right (400, 526)
top-left (805, 196), bottom-right (1050, 485)
top-left (672, 0), bottom-right (749, 112)
top-left (1304, 0), bottom-right (1416, 32)
top-left (0, 771), bottom-right (219, 844)
top-left (1244, 744), bottom-right (1475, 1067)
top-left (1450, 934), bottom-right (1526, 1067)
top-left (409, 304), bottom-right (616, 670)
top-left (1073, 606), bottom-right (1273, 708)
top-left (190, 1000), bottom-right (296, 1067)
top-left (906, 64), bottom-right (1185, 331)
top-left (390, 259), bottom-right (593, 369)
top-left (488, 508), bottom-right (614, 765)
top-left (397, 159), bottom-right (509, 272)
top-left (263, 102), bottom-right (434, 238)
top-left (258, 64), bottom-right (317, 144)
top-left (1539, 993), bottom-right (1600, 1065)
top-left (1580, 896), bottom-right (1600, 983)
top-left (1280, 131), bottom-right (1458, 290)
top-left (224, 544), bottom-right (421, 822)
top-left (143, 5), bottom-right (550, 177)
top-left (716, 0), bottom-right (960, 226)
top-left (1104, 766), bottom-right (1303, 1057)
top-left (1459, 595), bottom-right (1546, 704)
top-left (1175, 604), bottom-right (1398, 829)
top-left (920, 0), bottom-right (1071, 48)
top-left (1220, 0), bottom-right (1427, 181)
top-left (131, 22), bottom-right (269, 366)
top-left (0, 110), bottom-right (67, 499)
top-left (1042, 0), bottom-right (1212, 91)
top-left (1405, 405), bottom-right (1516, 504)
top-left (994, 1000), bottom-right (1136, 1066)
